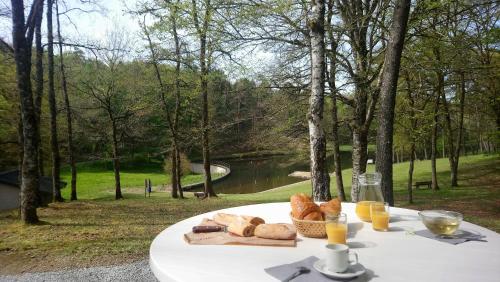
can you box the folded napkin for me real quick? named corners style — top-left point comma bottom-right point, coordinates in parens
top-left (414, 229), bottom-right (487, 245)
top-left (265, 256), bottom-right (333, 282)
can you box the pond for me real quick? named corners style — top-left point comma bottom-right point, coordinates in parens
top-left (211, 152), bottom-right (353, 194)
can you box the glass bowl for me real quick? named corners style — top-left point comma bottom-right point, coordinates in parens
top-left (418, 210), bottom-right (463, 235)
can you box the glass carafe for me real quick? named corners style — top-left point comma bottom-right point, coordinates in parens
top-left (355, 172), bottom-right (384, 222)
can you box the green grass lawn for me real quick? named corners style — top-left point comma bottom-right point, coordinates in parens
top-left (1, 153), bottom-right (498, 274)
top-left (60, 160), bottom-right (219, 199)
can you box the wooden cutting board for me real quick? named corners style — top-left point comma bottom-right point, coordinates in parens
top-left (184, 219), bottom-right (296, 247)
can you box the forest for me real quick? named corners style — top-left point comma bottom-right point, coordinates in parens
top-left (0, 0), bottom-right (498, 223)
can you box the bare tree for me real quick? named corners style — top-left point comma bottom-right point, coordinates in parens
top-left (335, 0), bottom-right (389, 202)
top-left (56, 0), bottom-right (77, 200)
top-left (430, 90), bottom-right (440, 190)
top-left (47, 0), bottom-right (63, 202)
top-left (375, 0), bottom-right (411, 206)
top-left (191, 0), bottom-right (216, 197)
top-left (140, 0), bottom-right (184, 199)
top-left (11, 0), bottom-right (43, 223)
top-left (78, 30), bottom-right (134, 200)
top-left (34, 0), bottom-right (44, 179)
top-left (326, 0), bottom-right (345, 201)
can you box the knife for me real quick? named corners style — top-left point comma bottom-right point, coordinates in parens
top-left (192, 225), bottom-right (228, 233)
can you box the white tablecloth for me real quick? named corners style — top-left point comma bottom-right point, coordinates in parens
top-left (149, 202), bottom-right (500, 282)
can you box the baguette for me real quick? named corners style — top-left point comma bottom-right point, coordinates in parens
top-left (254, 224), bottom-right (296, 240)
top-left (228, 221), bottom-right (256, 237)
top-left (213, 213), bottom-right (265, 227)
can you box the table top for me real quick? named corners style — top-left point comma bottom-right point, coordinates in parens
top-left (149, 202), bottom-right (500, 282)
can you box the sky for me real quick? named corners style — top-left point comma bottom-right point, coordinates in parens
top-left (0, 0), bottom-right (276, 80)
top-left (0, 0), bottom-right (140, 43)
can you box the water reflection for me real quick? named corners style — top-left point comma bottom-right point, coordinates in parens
top-left (211, 152), bottom-right (353, 194)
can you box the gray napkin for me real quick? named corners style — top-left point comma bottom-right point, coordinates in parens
top-left (414, 229), bottom-right (486, 245)
top-left (265, 256), bottom-right (335, 282)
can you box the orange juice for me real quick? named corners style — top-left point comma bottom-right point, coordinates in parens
top-left (355, 201), bottom-right (375, 222)
top-left (372, 211), bottom-right (390, 231)
top-left (326, 222), bottom-right (347, 244)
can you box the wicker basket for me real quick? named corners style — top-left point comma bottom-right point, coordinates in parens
top-left (290, 213), bottom-right (327, 238)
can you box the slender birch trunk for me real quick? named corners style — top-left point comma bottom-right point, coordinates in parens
top-left (308, 0), bottom-right (331, 201)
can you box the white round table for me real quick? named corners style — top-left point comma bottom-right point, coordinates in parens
top-left (150, 202), bottom-right (500, 282)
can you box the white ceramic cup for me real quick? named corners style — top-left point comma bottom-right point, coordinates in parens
top-left (325, 244), bottom-right (358, 273)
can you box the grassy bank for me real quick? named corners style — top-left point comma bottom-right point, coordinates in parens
top-left (1, 154), bottom-right (498, 274)
top-left (60, 160), bottom-right (217, 199)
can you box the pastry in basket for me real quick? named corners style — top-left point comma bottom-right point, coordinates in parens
top-left (290, 193), bottom-right (323, 221)
top-left (320, 197), bottom-right (342, 217)
top-left (213, 213), bottom-right (265, 227)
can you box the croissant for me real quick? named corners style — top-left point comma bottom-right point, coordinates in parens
top-left (303, 211), bottom-right (323, 221)
top-left (290, 193), bottom-right (322, 220)
top-left (320, 198), bottom-right (342, 217)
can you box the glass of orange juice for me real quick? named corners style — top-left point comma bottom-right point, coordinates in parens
top-left (325, 213), bottom-right (348, 244)
top-left (355, 201), bottom-right (375, 222)
top-left (370, 202), bottom-right (390, 231)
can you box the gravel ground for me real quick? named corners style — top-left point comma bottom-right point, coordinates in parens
top-left (0, 260), bottom-right (158, 282)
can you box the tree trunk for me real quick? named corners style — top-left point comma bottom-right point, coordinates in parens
top-left (440, 79), bottom-right (457, 187)
top-left (11, 0), bottom-right (41, 223)
top-left (405, 71), bottom-right (416, 204)
top-left (351, 128), bottom-right (368, 202)
top-left (431, 93), bottom-right (440, 190)
top-left (34, 3), bottom-right (44, 178)
top-left (308, 0), bottom-right (331, 202)
top-left (172, 3), bottom-right (184, 199)
top-left (111, 119), bottom-right (123, 199)
top-left (375, 0), bottom-right (411, 207)
top-left (197, 1), bottom-right (216, 198)
top-left (55, 0), bottom-right (77, 200)
top-left (47, 0), bottom-right (63, 202)
top-left (326, 0), bottom-right (345, 201)
top-left (176, 148), bottom-right (183, 198)
top-left (408, 142), bottom-right (415, 204)
top-left (171, 147), bottom-right (178, 198)
top-left (331, 96), bottom-right (345, 201)
top-left (451, 71), bottom-right (466, 187)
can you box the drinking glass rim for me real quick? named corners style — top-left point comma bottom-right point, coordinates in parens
top-left (325, 212), bottom-right (347, 220)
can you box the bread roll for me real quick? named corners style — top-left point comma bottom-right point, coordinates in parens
top-left (255, 224), bottom-right (296, 240)
top-left (213, 213), bottom-right (265, 227)
top-left (228, 221), bottom-right (255, 237)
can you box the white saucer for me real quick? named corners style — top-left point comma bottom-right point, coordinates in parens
top-left (313, 259), bottom-right (366, 279)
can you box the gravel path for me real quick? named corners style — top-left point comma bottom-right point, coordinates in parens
top-left (0, 260), bottom-right (158, 282)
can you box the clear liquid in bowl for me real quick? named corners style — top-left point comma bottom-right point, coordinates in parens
top-left (424, 217), bottom-right (460, 235)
